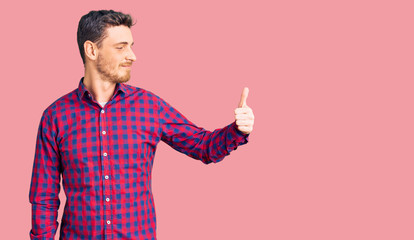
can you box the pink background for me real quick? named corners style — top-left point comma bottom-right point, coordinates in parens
top-left (0, 0), bottom-right (413, 239)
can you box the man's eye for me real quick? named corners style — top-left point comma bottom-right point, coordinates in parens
top-left (116, 47), bottom-right (123, 49)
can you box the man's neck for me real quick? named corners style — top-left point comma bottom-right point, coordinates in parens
top-left (83, 70), bottom-right (117, 103)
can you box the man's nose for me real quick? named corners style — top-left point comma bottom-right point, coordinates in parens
top-left (126, 49), bottom-right (137, 62)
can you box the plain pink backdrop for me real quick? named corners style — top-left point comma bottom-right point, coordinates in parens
top-left (1, 0), bottom-right (413, 239)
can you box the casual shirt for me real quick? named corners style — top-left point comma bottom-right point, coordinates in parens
top-left (29, 77), bottom-right (250, 240)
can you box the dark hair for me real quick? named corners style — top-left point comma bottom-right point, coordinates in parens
top-left (77, 10), bottom-right (135, 64)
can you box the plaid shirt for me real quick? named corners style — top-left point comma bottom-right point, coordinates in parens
top-left (29, 77), bottom-right (250, 240)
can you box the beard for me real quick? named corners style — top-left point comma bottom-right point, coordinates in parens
top-left (96, 54), bottom-right (131, 84)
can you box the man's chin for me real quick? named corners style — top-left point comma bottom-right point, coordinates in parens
top-left (112, 74), bottom-right (131, 84)
top-left (114, 79), bottom-right (129, 84)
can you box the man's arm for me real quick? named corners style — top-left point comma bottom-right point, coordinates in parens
top-left (157, 95), bottom-right (250, 164)
top-left (29, 110), bottom-right (62, 240)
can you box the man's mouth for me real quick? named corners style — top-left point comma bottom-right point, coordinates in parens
top-left (121, 62), bottom-right (133, 67)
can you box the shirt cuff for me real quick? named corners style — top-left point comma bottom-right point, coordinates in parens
top-left (228, 121), bottom-right (250, 145)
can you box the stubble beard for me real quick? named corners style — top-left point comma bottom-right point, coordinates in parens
top-left (96, 54), bottom-right (131, 84)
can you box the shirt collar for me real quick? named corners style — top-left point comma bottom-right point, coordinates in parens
top-left (77, 77), bottom-right (129, 100)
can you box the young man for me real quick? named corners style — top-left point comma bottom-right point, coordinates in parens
top-left (29, 10), bottom-right (254, 240)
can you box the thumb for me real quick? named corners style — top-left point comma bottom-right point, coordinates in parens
top-left (238, 87), bottom-right (249, 108)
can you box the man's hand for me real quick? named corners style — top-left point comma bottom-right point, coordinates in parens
top-left (234, 87), bottom-right (254, 134)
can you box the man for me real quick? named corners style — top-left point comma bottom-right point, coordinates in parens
top-left (29, 10), bottom-right (254, 240)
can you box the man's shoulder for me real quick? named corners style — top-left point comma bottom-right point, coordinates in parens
top-left (42, 88), bottom-right (78, 118)
top-left (123, 83), bottom-right (163, 102)
top-left (41, 84), bottom-right (164, 118)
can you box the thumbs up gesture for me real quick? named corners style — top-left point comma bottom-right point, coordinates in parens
top-left (234, 87), bottom-right (255, 134)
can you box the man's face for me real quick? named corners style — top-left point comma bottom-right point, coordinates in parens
top-left (96, 25), bottom-right (136, 84)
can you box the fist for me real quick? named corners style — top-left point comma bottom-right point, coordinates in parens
top-left (234, 87), bottom-right (254, 134)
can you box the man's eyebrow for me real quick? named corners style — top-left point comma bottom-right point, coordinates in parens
top-left (114, 41), bottom-right (134, 46)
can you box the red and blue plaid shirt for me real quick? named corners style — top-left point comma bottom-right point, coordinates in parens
top-left (29, 77), bottom-right (250, 240)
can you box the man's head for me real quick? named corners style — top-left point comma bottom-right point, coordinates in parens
top-left (77, 10), bottom-right (136, 83)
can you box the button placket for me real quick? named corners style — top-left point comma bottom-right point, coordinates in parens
top-left (100, 105), bottom-right (113, 235)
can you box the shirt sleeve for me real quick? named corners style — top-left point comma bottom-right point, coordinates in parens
top-left (157, 96), bottom-right (250, 164)
top-left (28, 110), bottom-right (62, 240)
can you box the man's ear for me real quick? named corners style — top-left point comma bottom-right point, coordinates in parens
top-left (84, 40), bottom-right (98, 61)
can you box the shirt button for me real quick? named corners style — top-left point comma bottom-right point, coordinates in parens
top-left (102, 131), bottom-right (106, 135)
top-left (104, 175), bottom-right (109, 179)
top-left (88, 93), bottom-right (91, 97)
top-left (101, 109), bottom-right (105, 114)
top-left (106, 197), bottom-right (110, 202)
top-left (107, 220), bottom-right (111, 225)
top-left (103, 152), bottom-right (107, 156)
